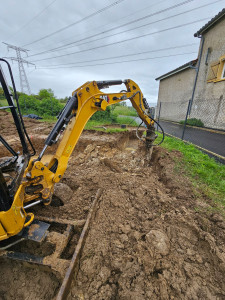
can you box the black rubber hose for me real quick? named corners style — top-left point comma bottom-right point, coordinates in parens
top-left (136, 117), bottom-right (164, 146)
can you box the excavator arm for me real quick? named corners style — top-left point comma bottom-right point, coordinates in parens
top-left (0, 79), bottom-right (157, 241)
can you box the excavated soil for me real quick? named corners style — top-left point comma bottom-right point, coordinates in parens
top-left (0, 112), bottom-right (225, 300)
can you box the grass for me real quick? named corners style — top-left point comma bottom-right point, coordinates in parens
top-left (113, 105), bottom-right (137, 117)
top-left (180, 118), bottom-right (204, 127)
top-left (116, 116), bottom-right (138, 126)
top-left (0, 99), bottom-right (7, 107)
top-left (40, 116), bottom-right (57, 122)
top-left (156, 132), bottom-right (225, 210)
top-left (85, 116), bottom-right (138, 131)
top-left (84, 120), bottom-right (111, 130)
top-left (84, 120), bottom-right (129, 133)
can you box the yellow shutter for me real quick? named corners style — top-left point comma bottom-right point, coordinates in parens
top-left (207, 61), bottom-right (220, 81)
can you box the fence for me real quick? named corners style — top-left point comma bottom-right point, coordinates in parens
top-left (155, 98), bottom-right (225, 161)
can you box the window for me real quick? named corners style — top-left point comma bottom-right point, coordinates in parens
top-left (207, 61), bottom-right (220, 81)
top-left (207, 55), bottom-right (225, 82)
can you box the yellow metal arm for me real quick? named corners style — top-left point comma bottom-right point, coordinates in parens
top-left (0, 79), bottom-right (156, 240)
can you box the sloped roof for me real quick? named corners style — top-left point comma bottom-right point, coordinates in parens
top-left (194, 8), bottom-right (225, 37)
top-left (155, 59), bottom-right (197, 81)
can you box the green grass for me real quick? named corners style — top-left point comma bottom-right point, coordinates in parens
top-left (85, 117), bottom-right (138, 131)
top-left (84, 120), bottom-right (129, 133)
top-left (0, 99), bottom-right (7, 107)
top-left (113, 105), bottom-right (137, 117)
top-left (105, 128), bottom-right (128, 133)
top-left (84, 120), bottom-right (111, 130)
top-left (40, 116), bottom-right (57, 122)
top-left (157, 133), bottom-right (225, 210)
top-left (116, 116), bottom-right (138, 126)
top-left (180, 118), bottom-right (204, 127)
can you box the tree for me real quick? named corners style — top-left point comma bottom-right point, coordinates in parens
top-left (38, 88), bottom-right (54, 100)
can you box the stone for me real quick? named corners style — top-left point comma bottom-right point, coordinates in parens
top-left (53, 182), bottom-right (73, 202)
top-left (146, 230), bottom-right (170, 256)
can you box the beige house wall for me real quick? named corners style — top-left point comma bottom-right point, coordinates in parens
top-left (190, 18), bottom-right (225, 129)
top-left (157, 67), bottom-right (195, 121)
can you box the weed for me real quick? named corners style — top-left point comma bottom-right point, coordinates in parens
top-left (180, 118), bottom-right (204, 127)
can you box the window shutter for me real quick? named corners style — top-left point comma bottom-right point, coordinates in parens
top-left (207, 61), bottom-right (220, 81)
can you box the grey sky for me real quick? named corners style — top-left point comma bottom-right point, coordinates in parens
top-left (1, 0), bottom-right (224, 103)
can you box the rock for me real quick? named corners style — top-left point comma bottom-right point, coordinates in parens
top-left (119, 224), bottom-right (131, 234)
top-left (187, 249), bottom-right (195, 256)
top-left (120, 234), bottom-right (129, 243)
top-left (53, 183), bottom-right (73, 202)
top-left (114, 240), bottom-right (124, 249)
top-left (146, 230), bottom-right (170, 256)
top-left (99, 266), bottom-right (111, 281)
top-left (132, 231), bottom-right (142, 241)
top-left (84, 144), bottom-right (96, 154)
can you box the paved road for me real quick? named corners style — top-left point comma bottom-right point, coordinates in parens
top-left (159, 120), bottom-right (225, 158)
top-left (122, 115), bottom-right (225, 161)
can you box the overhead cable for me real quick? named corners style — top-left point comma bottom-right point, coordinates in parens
top-left (23, 0), bottom-right (126, 47)
top-left (37, 52), bottom-right (197, 69)
top-left (7, 0), bottom-right (58, 41)
top-left (40, 0), bottom-right (167, 52)
top-left (29, 0), bottom-right (195, 57)
top-left (45, 0), bottom-right (220, 54)
top-left (32, 18), bottom-right (209, 62)
top-left (40, 43), bottom-right (198, 68)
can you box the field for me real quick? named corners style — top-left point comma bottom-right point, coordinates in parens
top-left (0, 111), bottom-right (224, 299)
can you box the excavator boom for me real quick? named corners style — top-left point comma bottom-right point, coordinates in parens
top-left (0, 68), bottom-right (158, 242)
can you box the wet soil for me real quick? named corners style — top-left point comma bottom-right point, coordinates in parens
top-left (0, 112), bottom-right (225, 299)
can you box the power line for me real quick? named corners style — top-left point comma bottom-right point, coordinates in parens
top-left (39, 43), bottom-right (198, 68)
top-left (30, 0), bottom-right (195, 57)
top-left (23, 0), bottom-right (126, 47)
top-left (32, 18), bottom-right (209, 62)
top-left (7, 0), bottom-right (57, 41)
top-left (37, 52), bottom-right (197, 69)
top-left (68, 0), bottom-right (222, 50)
top-left (38, 0), bottom-right (167, 53)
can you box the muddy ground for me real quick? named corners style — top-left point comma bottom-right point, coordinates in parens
top-left (0, 112), bottom-right (225, 300)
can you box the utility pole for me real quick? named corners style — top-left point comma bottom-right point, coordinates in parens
top-left (3, 42), bottom-right (35, 95)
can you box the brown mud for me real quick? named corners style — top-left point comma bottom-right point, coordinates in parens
top-left (0, 112), bottom-right (225, 299)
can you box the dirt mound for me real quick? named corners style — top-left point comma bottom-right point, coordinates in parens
top-left (65, 135), bottom-right (225, 300)
top-left (0, 112), bottom-right (224, 299)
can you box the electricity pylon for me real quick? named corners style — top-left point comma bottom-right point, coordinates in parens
top-left (3, 42), bottom-right (35, 94)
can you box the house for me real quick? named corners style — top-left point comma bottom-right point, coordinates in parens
top-left (155, 59), bottom-right (197, 121)
top-left (155, 8), bottom-right (225, 130)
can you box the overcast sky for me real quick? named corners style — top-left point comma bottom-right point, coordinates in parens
top-left (0, 0), bottom-right (224, 104)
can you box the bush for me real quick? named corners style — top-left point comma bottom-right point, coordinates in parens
top-left (91, 106), bottom-right (112, 122)
top-left (19, 94), bottom-right (40, 111)
top-left (38, 98), bottom-right (63, 116)
top-left (18, 93), bottom-right (64, 117)
top-left (180, 118), bottom-right (204, 127)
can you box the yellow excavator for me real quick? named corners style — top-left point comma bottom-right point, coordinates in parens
top-left (0, 59), bottom-right (163, 246)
